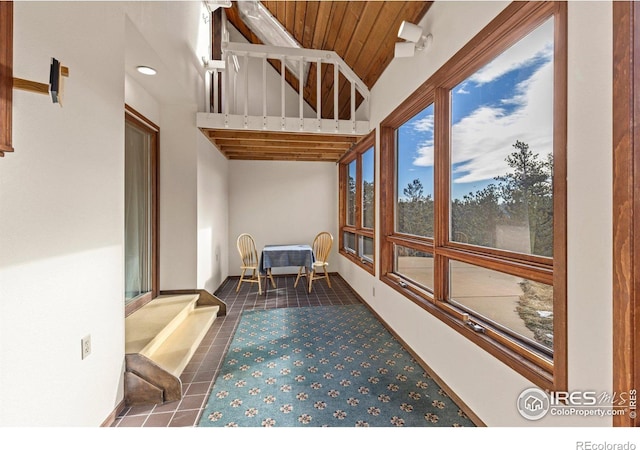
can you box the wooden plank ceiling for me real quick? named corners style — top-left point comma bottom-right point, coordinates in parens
top-left (203, 129), bottom-right (360, 162)
top-left (205, 1), bottom-right (432, 162)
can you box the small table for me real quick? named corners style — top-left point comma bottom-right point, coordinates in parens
top-left (259, 244), bottom-right (314, 293)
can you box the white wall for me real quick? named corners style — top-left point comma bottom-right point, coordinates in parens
top-left (0, 2), bottom-right (126, 426)
top-left (197, 132), bottom-right (230, 293)
top-left (158, 104), bottom-right (199, 290)
top-left (228, 160), bottom-right (338, 276)
top-left (123, 1), bottom-right (206, 110)
top-left (566, 0), bottom-right (613, 396)
top-left (338, 1), bottom-right (613, 426)
top-left (0, 0), bottom-right (231, 426)
top-left (124, 2), bottom-right (230, 295)
top-left (125, 75), bottom-right (160, 126)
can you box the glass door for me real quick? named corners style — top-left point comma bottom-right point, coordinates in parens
top-left (124, 110), bottom-right (158, 311)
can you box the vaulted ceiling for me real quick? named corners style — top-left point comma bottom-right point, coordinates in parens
top-left (225, 1), bottom-right (432, 120)
top-left (204, 1), bottom-right (432, 162)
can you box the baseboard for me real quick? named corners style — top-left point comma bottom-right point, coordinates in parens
top-left (101, 398), bottom-right (126, 427)
top-left (227, 271), bottom-right (340, 279)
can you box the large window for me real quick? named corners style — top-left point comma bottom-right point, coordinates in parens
top-left (397, 103), bottom-right (434, 239)
top-left (339, 131), bottom-right (375, 273)
top-left (379, 2), bottom-right (566, 390)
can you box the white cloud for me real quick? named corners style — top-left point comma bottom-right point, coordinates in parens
top-left (456, 82), bottom-right (470, 95)
top-left (411, 19), bottom-right (554, 184)
top-left (468, 18), bottom-right (553, 86)
top-left (414, 141), bottom-right (434, 167)
top-left (451, 60), bottom-right (553, 184)
top-left (412, 115), bottom-right (434, 133)
top-left (410, 114), bottom-right (435, 167)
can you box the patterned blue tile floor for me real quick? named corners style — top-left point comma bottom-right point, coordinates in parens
top-left (113, 274), bottom-right (473, 427)
top-left (113, 274), bottom-right (361, 427)
top-left (198, 304), bottom-right (474, 427)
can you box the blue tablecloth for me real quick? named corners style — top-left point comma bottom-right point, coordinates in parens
top-left (259, 244), bottom-right (314, 274)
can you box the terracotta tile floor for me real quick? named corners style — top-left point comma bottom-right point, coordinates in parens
top-left (112, 274), bottom-right (361, 427)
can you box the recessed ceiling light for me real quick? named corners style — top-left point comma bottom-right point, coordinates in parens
top-left (136, 66), bottom-right (157, 76)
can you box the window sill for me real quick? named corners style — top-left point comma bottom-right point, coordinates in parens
top-left (380, 273), bottom-right (556, 391)
top-left (340, 249), bottom-right (375, 276)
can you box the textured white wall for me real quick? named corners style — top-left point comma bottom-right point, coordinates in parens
top-left (0, 2), bottom-right (126, 426)
top-left (338, 0), bottom-right (614, 426)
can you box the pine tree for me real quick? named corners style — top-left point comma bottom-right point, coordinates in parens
top-left (495, 140), bottom-right (553, 256)
top-left (398, 178), bottom-right (434, 238)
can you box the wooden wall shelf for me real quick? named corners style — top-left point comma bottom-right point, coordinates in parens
top-left (12, 65), bottom-right (69, 96)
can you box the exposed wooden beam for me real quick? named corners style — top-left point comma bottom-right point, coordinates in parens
top-left (219, 144), bottom-right (347, 153)
top-left (214, 140), bottom-right (351, 150)
top-left (206, 129), bottom-right (359, 143)
top-left (225, 153), bottom-right (342, 162)
top-left (201, 124), bottom-right (366, 162)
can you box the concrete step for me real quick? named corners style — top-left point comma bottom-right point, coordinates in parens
top-left (149, 305), bottom-right (219, 377)
top-left (125, 294), bottom-right (218, 376)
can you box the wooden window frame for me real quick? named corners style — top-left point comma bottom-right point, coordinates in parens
top-left (0, 1), bottom-right (13, 157)
top-left (379, 2), bottom-right (567, 391)
top-left (339, 131), bottom-right (375, 275)
top-left (124, 105), bottom-right (160, 318)
top-left (612, 0), bottom-right (640, 428)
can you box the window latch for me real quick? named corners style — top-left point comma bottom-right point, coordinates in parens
top-left (398, 280), bottom-right (408, 288)
top-left (465, 320), bottom-right (485, 333)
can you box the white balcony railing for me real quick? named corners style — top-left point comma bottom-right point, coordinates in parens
top-left (199, 41), bottom-right (370, 135)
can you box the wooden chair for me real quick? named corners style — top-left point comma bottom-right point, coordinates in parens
top-left (236, 233), bottom-right (262, 294)
top-left (296, 231), bottom-right (333, 293)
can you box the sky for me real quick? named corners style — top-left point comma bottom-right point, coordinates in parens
top-left (397, 17), bottom-right (554, 201)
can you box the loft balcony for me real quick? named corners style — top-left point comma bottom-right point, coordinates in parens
top-left (197, 41), bottom-right (371, 162)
